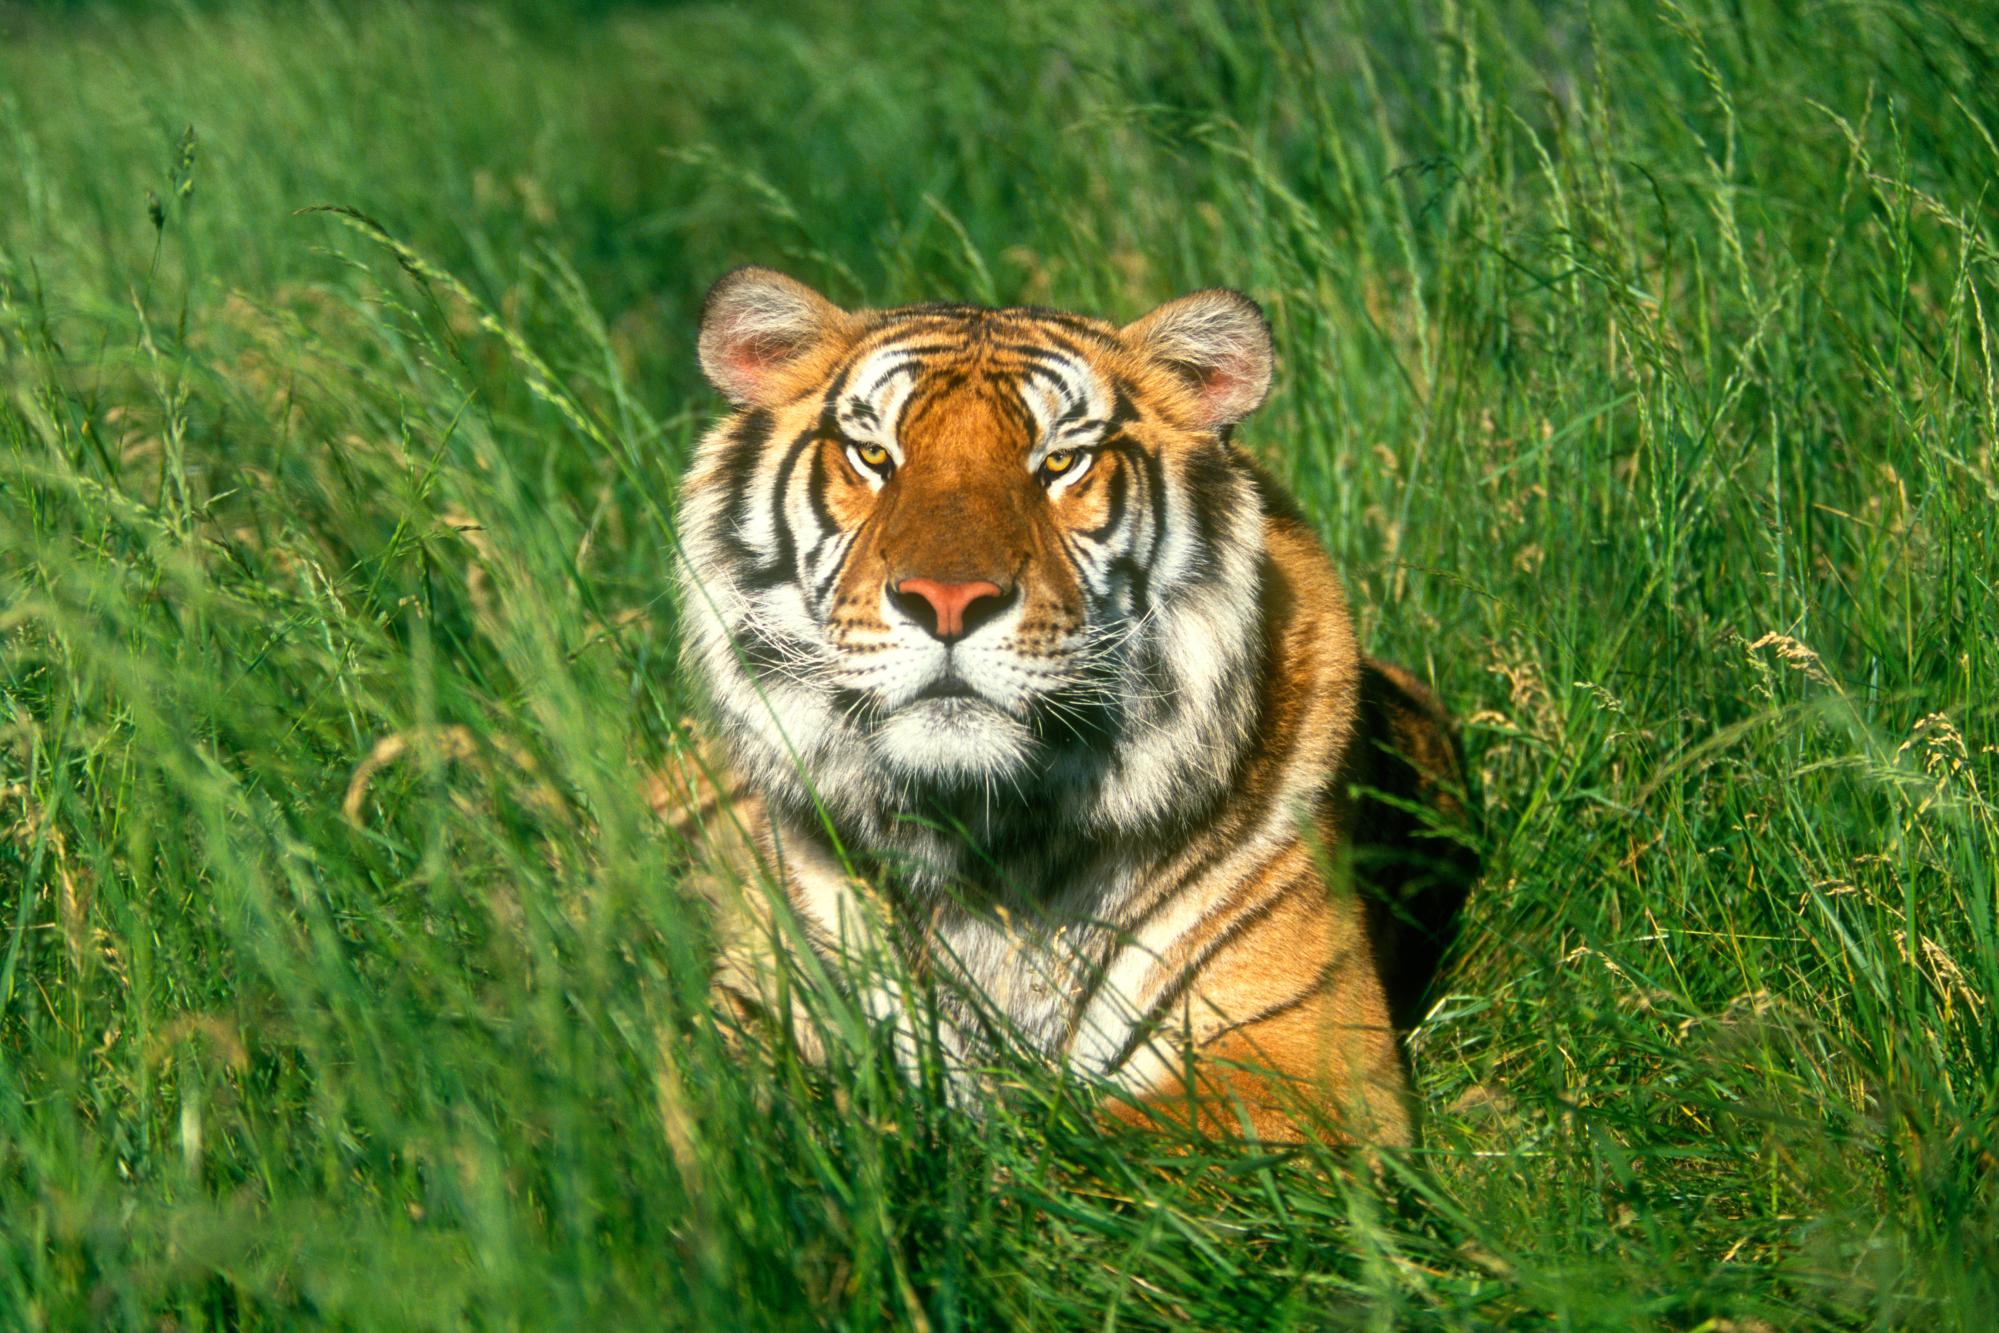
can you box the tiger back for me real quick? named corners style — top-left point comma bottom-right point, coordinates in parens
top-left (669, 267), bottom-right (1475, 1144)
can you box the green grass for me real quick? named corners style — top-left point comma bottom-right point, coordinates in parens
top-left (2, 0), bottom-right (1996, 1326)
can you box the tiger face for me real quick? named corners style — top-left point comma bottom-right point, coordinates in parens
top-left (677, 268), bottom-right (1280, 872)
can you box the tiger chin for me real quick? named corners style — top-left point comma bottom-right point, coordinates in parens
top-left (665, 266), bottom-right (1478, 1147)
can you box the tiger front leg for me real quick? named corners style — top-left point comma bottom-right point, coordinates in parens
top-left (1091, 863), bottom-right (1415, 1147)
top-left (1098, 976), bottom-right (1415, 1147)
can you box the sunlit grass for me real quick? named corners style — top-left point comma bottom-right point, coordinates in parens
top-left (2, 0), bottom-right (1995, 1326)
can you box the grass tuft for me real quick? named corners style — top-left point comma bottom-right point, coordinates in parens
top-left (2, 0), bottom-right (1995, 1326)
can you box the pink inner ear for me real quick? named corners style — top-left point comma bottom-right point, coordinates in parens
top-left (1197, 360), bottom-right (1256, 419)
top-left (726, 333), bottom-right (797, 379)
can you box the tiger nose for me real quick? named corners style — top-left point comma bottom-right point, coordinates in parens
top-left (891, 577), bottom-right (1009, 643)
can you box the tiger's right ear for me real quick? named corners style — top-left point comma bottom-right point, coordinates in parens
top-left (697, 267), bottom-right (854, 407)
top-left (1121, 288), bottom-right (1274, 431)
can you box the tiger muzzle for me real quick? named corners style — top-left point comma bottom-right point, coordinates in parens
top-left (889, 576), bottom-right (1014, 643)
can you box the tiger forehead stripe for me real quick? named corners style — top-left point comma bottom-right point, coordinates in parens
top-left (833, 334), bottom-right (1110, 451)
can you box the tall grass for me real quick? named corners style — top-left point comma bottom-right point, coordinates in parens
top-left (2, 0), bottom-right (1994, 1326)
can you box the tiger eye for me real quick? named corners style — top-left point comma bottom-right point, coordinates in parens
top-left (1042, 450), bottom-right (1077, 474)
top-left (856, 444), bottom-right (890, 467)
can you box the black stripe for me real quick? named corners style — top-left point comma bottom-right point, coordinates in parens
top-left (991, 341), bottom-right (1086, 365)
top-left (1181, 449), bottom-right (1239, 581)
top-left (1107, 554), bottom-right (1150, 618)
top-left (808, 529), bottom-right (859, 608)
top-left (893, 369), bottom-right (942, 437)
top-left (1093, 435), bottom-right (1167, 616)
top-left (1195, 954), bottom-right (1347, 1050)
top-left (1060, 831), bottom-right (1249, 1047)
top-left (831, 686), bottom-right (880, 726)
top-left (1026, 327), bottom-right (1095, 361)
top-left (714, 409), bottom-right (774, 567)
top-left (1077, 456), bottom-right (1130, 544)
top-left (990, 375), bottom-right (1039, 441)
top-left (1107, 385), bottom-right (1141, 426)
top-left (916, 366), bottom-right (972, 402)
top-left (1005, 359), bottom-right (1070, 391)
top-left (804, 436), bottom-right (836, 536)
top-left (1105, 883), bottom-right (1298, 1074)
top-left (999, 311), bottom-right (1116, 348)
top-left (1139, 446), bottom-right (1168, 595)
top-left (819, 359), bottom-right (860, 415)
top-left (1092, 438), bottom-right (1155, 611)
top-left (881, 302), bottom-right (992, 321)
top-left (1031, 690), bottom-right (1121, 751)
top-left (1056, 531), bottom-right (1094, 589)
top-left (1244, 454), bottom-right (1312, 527)
top-left (742, 425), bottom-right (820, 591)
top-left (732, 619), bottom-right (804, 681)
top-left (861, 358), bottom-right (927, 399)
top-left (869, 341), bottom-right (964, 364)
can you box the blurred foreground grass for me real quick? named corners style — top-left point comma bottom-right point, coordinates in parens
top-left (2, 0), bottom-right (1996, 1326)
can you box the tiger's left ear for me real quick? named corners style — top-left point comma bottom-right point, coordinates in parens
top-left (698, 267), bottom-right (855, 407)
top-left (1121, 289), bottom-right (1274, 430)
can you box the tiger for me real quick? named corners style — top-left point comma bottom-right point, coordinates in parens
top-left (664, 266), bottom-right (1476, 1145)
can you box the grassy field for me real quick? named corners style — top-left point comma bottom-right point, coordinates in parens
top-left (2, 0), bottom-right (1996, 1326)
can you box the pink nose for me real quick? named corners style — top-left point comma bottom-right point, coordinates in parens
top-left (893, 577), bottom-right (1005, 642)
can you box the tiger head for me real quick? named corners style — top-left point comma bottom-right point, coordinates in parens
top-left (677, 268), bottom-right (1280, 870)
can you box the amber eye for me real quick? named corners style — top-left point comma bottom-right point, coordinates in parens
top-left (1039, 449), bottom-right (1087, 484)
top-left (850, 443), bottom-right (893, 476)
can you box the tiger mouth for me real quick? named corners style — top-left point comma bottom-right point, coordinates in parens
top-left (911, 673), bottom-right (980, 702)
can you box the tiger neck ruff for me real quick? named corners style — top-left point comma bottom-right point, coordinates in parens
top-left (672, 267), bottom-right (1472, 1144)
